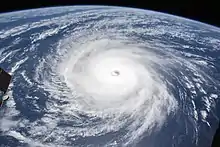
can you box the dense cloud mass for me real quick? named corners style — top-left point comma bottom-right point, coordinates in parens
top-left (0, 6), bottom-right (220, 147)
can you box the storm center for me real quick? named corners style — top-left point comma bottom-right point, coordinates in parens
top-left (111, 70), bottom-right (120, 76)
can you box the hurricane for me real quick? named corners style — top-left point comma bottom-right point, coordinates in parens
top-left (0, 6), bottom-right (220, 147)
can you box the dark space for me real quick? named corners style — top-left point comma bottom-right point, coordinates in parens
top-left (0, 0), bottom-right (219, 147)
top-left (0, 0), bottom-right (219, 28)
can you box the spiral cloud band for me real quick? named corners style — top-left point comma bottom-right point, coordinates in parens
top-left (0, 6), bottom-right (220, 147)
top-left (41, 35), bottom-right (178, 145)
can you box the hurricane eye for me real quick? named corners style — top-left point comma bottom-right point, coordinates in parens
top-left (111, 70), bottom-right (120, 76)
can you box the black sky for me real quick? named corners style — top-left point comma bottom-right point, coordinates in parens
top-left (0, 0), bottom-right (219, 28)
